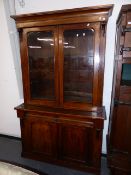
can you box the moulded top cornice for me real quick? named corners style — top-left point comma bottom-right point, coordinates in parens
top-left (117, 4), bottom-right (131, 24)
top-left (11, 4), bottom-right (113, 29)
top-left (120, 4), bottom-right (131, 12)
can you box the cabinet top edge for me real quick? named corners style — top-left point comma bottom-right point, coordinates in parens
top-left (15, 103), bottom-right (106, 119)
top-left (11, 4), bottom-right (113, 21)
top-left (120, 4), bottom-right (131, 12)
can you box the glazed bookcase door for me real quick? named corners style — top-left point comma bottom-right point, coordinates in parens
top-left (22, 26), bottom-right (59, 106)
top-left (59, 23), bottom-right (101, 109)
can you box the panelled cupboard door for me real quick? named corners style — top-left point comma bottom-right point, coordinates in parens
top-left (110, 105), bottom-right (131, 154)
top-left (20, 116), bottom-right (58, 159)
top-left (108, 104), bottom-right (131, 173)
top-left (58, 120), bottom-right (98, 167)
top-left (22, 26), bottom-right (59, 106)
top-left (59, 23), bottom-right (102, 109)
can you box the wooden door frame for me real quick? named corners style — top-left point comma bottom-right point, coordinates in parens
top-left (21, 26), bottom-right (59, 106)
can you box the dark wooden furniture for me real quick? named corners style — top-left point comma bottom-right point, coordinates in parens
top-left (12, 5), bottom-right (113, 175)
top-left (107, 5), bottom-right (131, 175)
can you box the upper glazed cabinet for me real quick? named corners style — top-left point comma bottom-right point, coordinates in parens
top-left (12, 5), bottom-right (113, 110)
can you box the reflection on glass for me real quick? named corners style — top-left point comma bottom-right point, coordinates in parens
top-left (121, 64), bottom-right (131, 86)
top-left (27, 31), bottom-right (55, 100)
top-left (63, 29), bottom-right (94, 103)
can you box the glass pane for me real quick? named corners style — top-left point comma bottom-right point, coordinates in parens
top-left (121, 64), bottom-right (131, 86)
top-left (27, 31), bottom-right (55, 100)
top-left (63, 29), bottom-right (94, 103)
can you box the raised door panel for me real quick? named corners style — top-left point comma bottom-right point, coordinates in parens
top-left (108, 105), bottom-right (131, 173)
top-left (22, 26), bottom-right (59, 106)
top-left (21, 115), bottom-right (58, 158)
top-left (59, 121), bottom-right (96, 166)
top-left (110, 105), bottom-right (131, 153)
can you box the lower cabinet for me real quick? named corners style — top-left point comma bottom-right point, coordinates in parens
top-left (16, 105), bottom-right (105, 175)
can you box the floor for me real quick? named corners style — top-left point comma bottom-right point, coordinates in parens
top-left (0, 136), bottom-right (110, 175)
